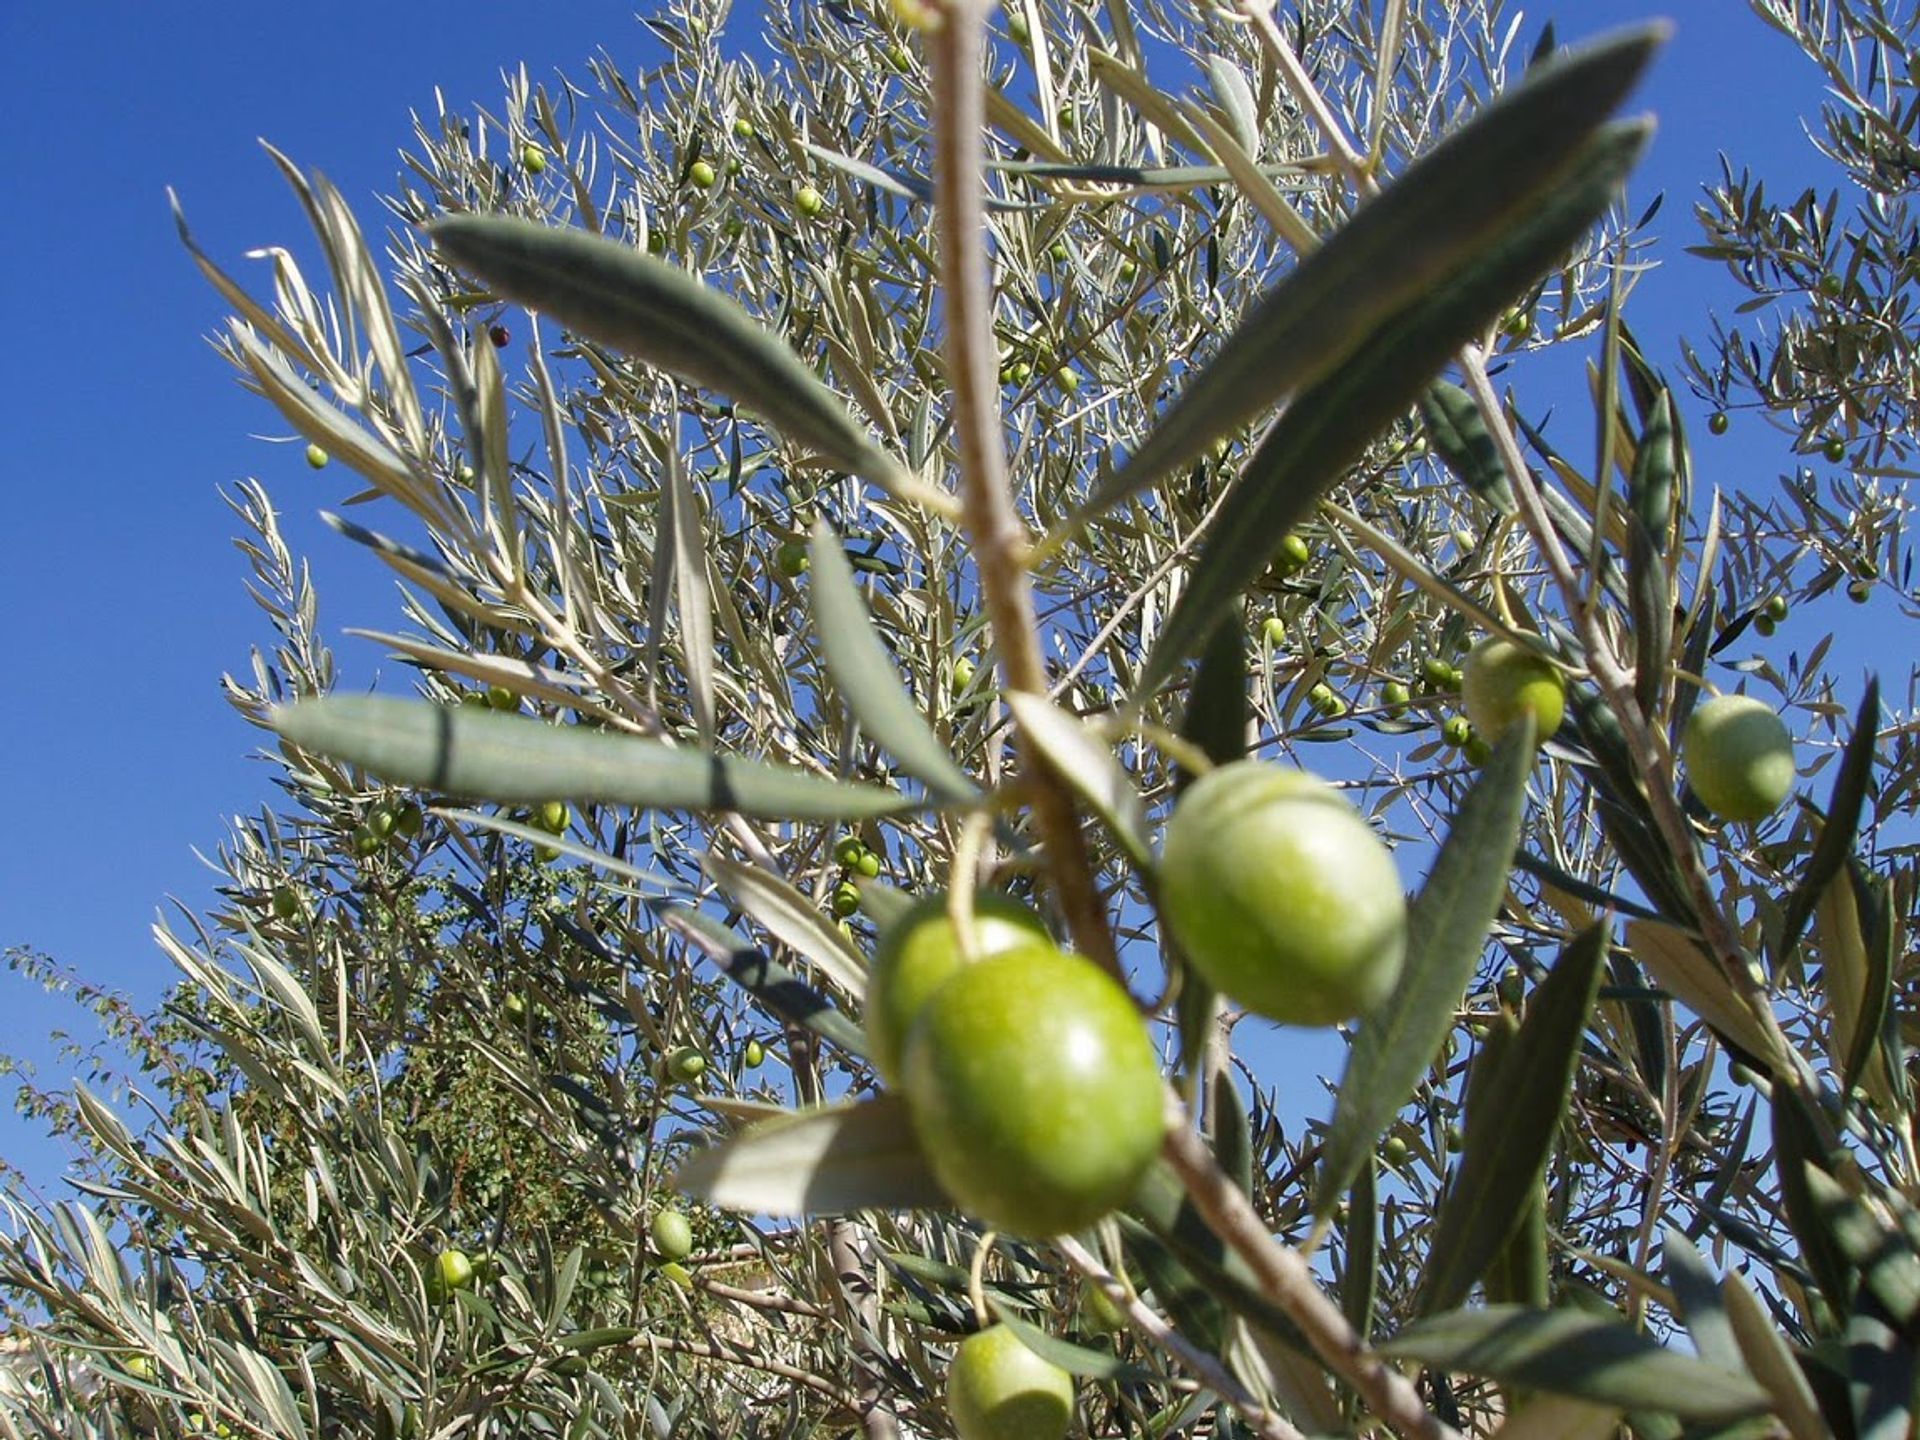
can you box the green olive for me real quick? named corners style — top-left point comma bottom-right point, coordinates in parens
top-left (667, 1047), bottom-right (708, 1083)
top-left (1683, 694), bottom-right (1796, 823)
top-left (1708, 411), bottom-right (1730, 436)
top-left (775, 540), bottom-right (810, 577)
top-left (902, 944), bottom-right (1164, 1236)
top-left (486, 684), bottom-right (518, 712)
top-left (742, 1038), bottom-right (766, 1069)
top-left (1460, 636), bottom-right (1565, 745)
top-left (1159, 761), bottom-right (1406, 1027)
top-left (651, 1208), bottom-right (694, 1262)
top-left (688, 161), bottom-right (717, 189)
top-left (305, 443), bottom-right (330, 470)
top-left (796, 185), bottom-right (826, 218)
top-left (834, 835), bottom-right (867, 868)
top-left (952, 657), bottom-right (978, 690)
top-left (521, 144), bottom-right (547, 175)
top-left (832, 881), bottom-right (862, 919)
top-left (947, 1325), bottom-right (1075, 1440)
top-left (1261, 616), bottom-right (1287, 647)
top-left (866, 892), bottom-right (1050, 1085)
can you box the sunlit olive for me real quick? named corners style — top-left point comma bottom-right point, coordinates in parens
top-left (1708, 411), bottom-right (1730, 436)
top-left (796, 185), bottom-right (826, 218)
top-left (952, 657), bottom-right (978, 690)
top-left (1763, 595), bottom-right (1790, 622)
top-left (521, 144), bottom-right (547, 175)
top-left (651, 1208), bottom-right (694, 1262)
top-left (1683, 693), bottom-right (1796, 823)
top-left (305, 443), bottom-right (330, 470)
top-left (1824, 436), bottom-right (1847, 463)
top-left (486, 684), bottom-right (517, 711)
top-left (742, 1038), bottom-right (766, 1068)
top-left (1159, 761), bottom-right (1406, 1027)
top-left (732, 117), bottom-right (756, 140)
top-left (1261, 616), bottom-right (1287, 647)
top-left (1461, 636), bottom-right (1566, 745)
top-left (832, 882), bottom-right (862, 919)
top-left (688, 161), bottom-right (717, 189)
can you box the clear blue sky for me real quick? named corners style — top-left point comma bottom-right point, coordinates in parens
top-left (0, 2), bottom-right (1844, 1190)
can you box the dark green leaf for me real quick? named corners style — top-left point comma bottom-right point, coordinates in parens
top-left (1180, 619), bottom-right (1250, 783)
top-left (1771, 1083), bottom-right (1853, 1315)
top-left (272, 696), bottom-right (914, 821)
top-left (1780, 678), bottom-right (1881, 960)
top-left (1211, 1070), bottom-right (1253, 1198)
top-left (1421, 379), bottom-right (1515, 515)
top-left (1315, 718), bottom-right (1536, 1218)
top-left (1841, 861), bottom-right (1897, 1103)
top-left (1380, 1306), bottom-right (1770, 1420)
top-left (1805, 1166), bottom-right (1920, 1331)
top-left (673, 1094), bottom-right (946, 1216)
top-left (428, 215), bottom-right (916, 501)
top-left (1422, 923), bottom-right (1605, 1314)
top-left (1343, 1156), bottom-right (1379, 1340)
top-left (985, 1302), bottom-right (1158, 1383)
top-left (1086, 27), bottom-right (1666, 513)
top-left (808, 522), bottom-right (978, 807)
top-left (1135, 120), bottom-right (1652, 697)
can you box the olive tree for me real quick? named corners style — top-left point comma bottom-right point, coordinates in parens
top-left (6, 1), bottom-right (1917, 1437)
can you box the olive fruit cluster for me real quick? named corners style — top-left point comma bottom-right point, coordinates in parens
top-left (1683, 694), bottom-right (1796, 822)
top-left (948, 1325), bottom-right (1075, 1440)
top-left (870, 894), bottom-right (1164, 1237)
top-left (834, 833), bottom-right (883, 879)
top-left (1159, 761), bottom-right (1407, 1027)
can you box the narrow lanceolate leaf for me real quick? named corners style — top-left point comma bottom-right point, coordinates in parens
top-left (1421, 379), bottom-right (1515, 515)
top-left (808, 522), bottom-right (977, 808)
top-left (1380, 1306), bottom-right (1769, 1421)
top-left (1420, 923), bottom-right (1607, 1314)
top-left (1625, 919), bottom-right (1781, 1068)
top-left (985, 1302), bottom-right (1156, 1383)
top-left (1004, 693), bottom-right (1151, 869)
top-left (702, 852), bottom-right (867, 998)
top-left (272, 696), bottom-right (912, 821)
top-left (1314, 719), bottom-right (1535, 1218)
top-left (1180, 619), bottom-right (1249, 782)
top-left (1780, 677), bottom-right (1881, 960)
top-left (1085, 26), bottom-right (1665, 515)
top-left (428, 215), bottom-right (919, 504)
top-left (672, 1095), bottom-right (946, 1216)
top-left (661, 904), bottom-right (868, 1058)
top-left (1662, 1229), bottom-right (1743, 1371)
top-left (1803, 1165), bottom-right (1920, 1329)
top-left (1722, 1270), bottom-right (1829, 1440)
top-left (1135, 120), bottom-right (1652, 698)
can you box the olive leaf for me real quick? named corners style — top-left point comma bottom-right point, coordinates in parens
top-left (1314, 718), bottom-right (1535, 1218)
top-left (672, 1094), bottom-right (946, 1216)
top-left (1084, 25), bottom-right (1664, 518)
top-left (272, 696), bottom-right (915, 821)
top-left (428, 215), bottom-right (928, 510)
top-left (1380, 1306), bottom-right (1770, 1420)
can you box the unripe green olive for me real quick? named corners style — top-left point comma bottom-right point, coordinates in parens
top-left (742, 1038), bottom-right (765, 1068)
top-left (1497, 967), bottom-right (1525, 1007)
top-left (732, 117), bottom-right (756, 140)
top-left (1159, 761), bottom-right (1406, 1027)
top-left (1708, 411), bottom-right (1730, 436)
top-left (831, 882), bottom-right (862, 919)
top-left (521, 144), bottom-right (547, 174)
top-left (866, 892), bottom-right (1050, 1084)
top-left (270, 888), bottom-right (299, 921)
top-left (1849, 578), bottom-right (1873, 603)
top-left (1463, 733), bottom-right (1493, 766)
top-left (352, 826), bottom-right (384, 858)
top-left (1261, 616), bottom-right (1287, 647)
top-left (854, 849), bottom-right (882, 878)
top-left (1818, 271), bottom-right (1844, 297)
top-left (775, 540), bottom-right (810, 577)
top-left (1445, 1123), bottom-right (1465, 1153)
top-left (1755, 614), bottom-right (1778, 637)
top-left (902, 945), bottom-right (1164, 1236)
top-left (1078, 1280), bottom-right (1126, 1334)
top-left (952, 657), bottom-right (978, 690)
top-left (1420, 656), bottom-right (1458, 691)
top-left (1683, 694), bottom-right (1796, 823)
top-left (392, 800), bottom-right (424, 839)
top-left (1381, 680), bottom-right (1411, 714)
top-left (947, 1325), bottom-right (1075, 1440)
top-left (532, 800), bottom-right (569, 835)
top-left (305, 443), bottom-right (330, 469)
top-left (1441, 714), bottom-right (1473, 749)
top-left (434, 1248), bottom-right (474, 1298)
top-left (1276, 533), bottom-right (1311, 572)
top-left (1763, 594), bottom-right (1790, 622)
top-left (667, 1046), bottom-right (708, 1083)
top-left (1382, 1134), bottom-right (1411, 1168)
top-left (1461, 636), bottom-right (1566, 745)
top-left (834, 835), bottom-right (867, 868)
top-left (1824, 436), bottom-right (1848, 463)
top-left (796, 185), bottom-right (826, 218)
top-left (1055, 367), bottom-right (1080, 394)
top-left (650, 1207), bottom-right (694, 1262)
top-left (486, 684), bottom-right (518, 712)
top-left (688, 161), bottom-right (717, 189)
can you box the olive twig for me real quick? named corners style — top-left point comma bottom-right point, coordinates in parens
top-left (1056, 1234), bottom-right (1305, 1440)
top-left (1162, 1094), bottom-right (1460, 1440)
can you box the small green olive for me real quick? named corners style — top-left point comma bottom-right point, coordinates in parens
top-left (1055, 367), bottom-right (1080, 394)
top-left (666, 1046), bottom-right (708, 1083)
top-left (1849, 578), bottom-right (1873, 603)
top-left (1441, 715), bottom-right (1473, 749)
top-left (732, 117), bottom-right (756, 140)
top-left (947, 1325), bottom-right (1075, 1440)
top-left (486, 684), bottom-right (518, 712)
top-left (796, 185), bottom-right (826, 218)
top-left (1381, 680), bottom-right (1411, 714)
top-left (1159, 761), bottom-right (1406, 1027)
top-left (1708, 411), bottom-right (1730, 436)
top-left (834, 835), bottom-right (867, 868)
top-left (1763, 595), bottom-right (1790, 622)
top-left (305, 443), bottom-right (330, 470)
top-left (854, 849), bottom-right (882, 878)
top-left (521, 144), bottom-right (547, 175)
top-left (1382, 1135), bottom-right (1411, 1168)
top-left (832, 881), bottom-right (862, 919)
top-left (742, 1038), bottom-right (766, 1068)
top-left (1261, 616), bottom-right (1287, 648)
top-left (688, 160), bottom-right (717, 189)
top-left (1818, 271), bottom-right (1844, 297)
top-left (1824, 436), bottom-right (1848, 463)
top-left (1276, 533), bottom-right (1311, 573)
top-left (270, 888), bottom-right (299, 921)
top-left (1683, 693), bottom-right (1796, 823)
top-left (952, 657), bottom-right (978, 690)
top-left (774, 540), bottom-right (810, 577)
